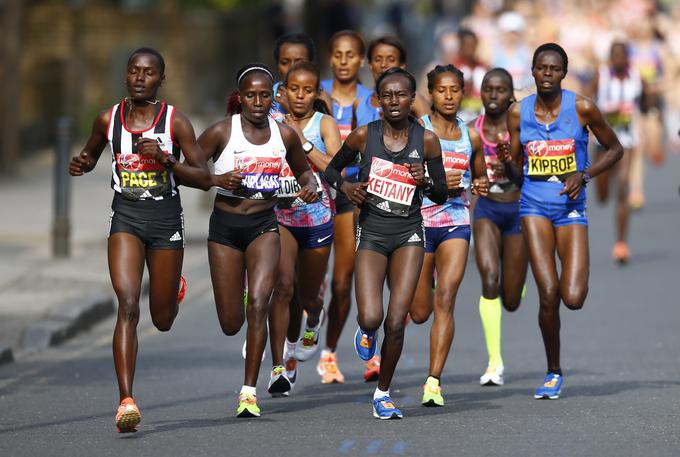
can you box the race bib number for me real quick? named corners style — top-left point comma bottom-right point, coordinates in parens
top-left (526, 139), bottom-right (576, 178)
top-left (221, 154), bottom-right (282, 199)
top-left (116, 145), bottom-right (171, 199)
top-left (276, 162), bottom-right (323, 208)
top-left (366, 157), bottom-right (417, 217)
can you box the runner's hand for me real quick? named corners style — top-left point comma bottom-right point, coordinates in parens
top-left (69, 151), bottom-right (95, 176)
top-left (341, 181), bottom-right (368, 206)
top-left (560, 173), bottom-right (584, 200)
top-left (297, 182), bottom-right (319, 203)
top-left (489, 158), bottom-right (506, 179)
top-left (496, 133), bottom-right (511, 163)
top-left (405, 163), bottom-right (428, 187)
top-left (212, 170), bottom-right (244, 190)
top-left (136, 138), bottom-right (166, 163)
top-left (472, 177), bottom-right (490, 196)
top-left (445, 169), bottom-right (463, 190)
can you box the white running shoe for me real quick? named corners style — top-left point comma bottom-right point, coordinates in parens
top-left (267, 366), bottom-right (292, 397)
top-left (294, 309), bottom-right (325, 362)
top-left (479, 365), bottom-right (504, 386)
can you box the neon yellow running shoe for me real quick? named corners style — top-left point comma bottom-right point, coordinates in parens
top-left (236, 392), bottom-right (260, 418)
top-left (422, 376), bottom-right (444, 407)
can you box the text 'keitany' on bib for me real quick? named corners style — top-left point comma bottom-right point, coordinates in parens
top-left (525, 139), bottom-right (576, 179)
top-left (276, 161), bottom-right (324, 208)
top-left (366, 157), bottom-right (417, 217)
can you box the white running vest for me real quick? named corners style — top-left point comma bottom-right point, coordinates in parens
top-left (214, 114), bottom-right (286, 199)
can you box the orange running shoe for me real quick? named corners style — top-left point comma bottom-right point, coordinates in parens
top-left (612, 241), bottom-right (630, 264)
top-left (115, 397), bottom-right (141, 433)
top-left (177, 275), bottom-right (187, 305)
top-left (317, 351), bottom-right (345, 384)
top-left (363, 355), bottom-right (381, 382)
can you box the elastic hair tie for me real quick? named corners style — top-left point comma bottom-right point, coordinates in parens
top-left (237, 66), bottom-right (274, 84)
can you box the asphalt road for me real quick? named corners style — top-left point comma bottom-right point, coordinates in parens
top-left (1, 156), bottom-right (679, 457)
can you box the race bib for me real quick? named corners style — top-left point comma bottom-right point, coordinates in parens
top-left (116, 135), bottom-right (172, 199)
top-left (526, 139), bottom-right (576, 178)
top-left (366, 157), bottom-right (417, 217)
top-left (276, 161), bottom-right (324, 208)
top-left (339, 125), bottom-right (352, 141)
top-left (224, 154), bottom-right (282, 199)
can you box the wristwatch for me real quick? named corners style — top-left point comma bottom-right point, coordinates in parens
top-left (302, 141), bottom-right (314, 155)
top-left (162, 153), bottom-right (178, 169)
top-left (581, 171), bottom-right (591, 186)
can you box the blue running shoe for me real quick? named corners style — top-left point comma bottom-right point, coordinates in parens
top-left (372, 396), bottom-right (403, 420)
top-left (354, 327), bottom-right (377, 361)
top-left (534, 372), bottom-right (563, 399)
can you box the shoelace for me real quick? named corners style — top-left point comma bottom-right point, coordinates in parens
top-left (302, 330), bottom-right (316, 347)
top-left (239, 393), bottom-right (256, 405)
top-left (323, 356), bottom-right (338, 374)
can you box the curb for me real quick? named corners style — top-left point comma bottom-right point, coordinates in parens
top-left (20, 292), bottom-right (115, 354)
top-left (0, 344), bottom-right (13, 365)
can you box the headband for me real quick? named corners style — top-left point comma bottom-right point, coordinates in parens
top-left (237, 66), bottom-right (274, 84)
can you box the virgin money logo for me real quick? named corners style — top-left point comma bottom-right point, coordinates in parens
top-left (235, 156), bottom-right (281, 173)
top-left (371, 159), bottom-right (393, 177)
top-left (527, 141), bottom-right (548, 157)
top-left (279, 163), bottom-right (293, 177)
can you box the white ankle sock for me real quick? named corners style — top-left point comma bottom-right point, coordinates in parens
top-left (373, 387), bottom-right (389, 400)
top-left (240, 385), bottom-right (256, 396)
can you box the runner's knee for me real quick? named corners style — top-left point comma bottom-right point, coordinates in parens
top-left (562, 285), bottom-right (588, 310)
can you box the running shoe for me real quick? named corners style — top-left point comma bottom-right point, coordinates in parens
top-left (612, 241), bottom-right (630, 264)
top-left (268, 365), bottom-right (292, 397)
top-left (177, 276), bottom-right (187, 305)
top-left (421, 376), bottom-right (444, 406)
top-left (479, 365), bottom-right (505, 386)
top-left (115, 397), bottom-right (141, 433)
top-left (354, 327), bottom-right (377, 361)
top-left (372, 396), bottom-right (403, 420)
top-left (421, 376), bottom-right (444, 407)
top-left (316, 351), bottom-right (345, 384)
top-left (284, 353), bottom-right (298, 387)
top-left (363, 355), bottom-right (381, 382)
top-left (295, 309), bottom-right (325, 361)
top-left (236, 392), bottom-right (261, 417)
top-left (534, 372), bottom-right (563, 399)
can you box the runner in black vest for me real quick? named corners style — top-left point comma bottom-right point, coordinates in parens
top-left (69, 48), bottom-right (211, 433)
top-left (325, 67), bottom-right (447, 419)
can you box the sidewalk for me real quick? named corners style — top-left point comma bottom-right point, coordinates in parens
top-left (0, 150), bottom-right (213, 363)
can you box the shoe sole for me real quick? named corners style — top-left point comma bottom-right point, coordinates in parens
top-left (116, 410), bottom-right (141, 433)
top-left (373, 411), bottom-right (403, 420)
top-left (421, 399), bottom-right (444, 407)
top-left (237, 408), bottom-right (261, 418)
top-left (480, 379), bottom-right (504, 386)
top-left (534, 392), bottom-right (560, 400)
top-left (321, 377), bottom-right (344, 384)
top-left (354, 327), bottom-right (375, 361)
top-left (268, 376), bottom-right (292, 397)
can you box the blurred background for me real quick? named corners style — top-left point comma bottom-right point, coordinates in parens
top-left (0, 0), bottom-right (678, 360)
top-left (1, 0), bottom-right (679, 173)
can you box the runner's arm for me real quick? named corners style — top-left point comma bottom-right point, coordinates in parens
top-left (69, 110), bottom-right (109, 176)
top-left (166, 110), bottom-right (212, 190)
top-left (324, 126), bottom-right (366, 190)
top-left (505, 102), bottom-right (524, 186)
top-left (423, 130), bottom-right (447, 205)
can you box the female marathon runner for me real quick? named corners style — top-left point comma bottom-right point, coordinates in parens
top-left (325, 68), bottom-right (447, 419)
top-left (198, 63), bottom-right (318, 417)
top-left (408, 64), bottom-right (474, 407)
top-left (470, 68), bottom-right (528, 387)
top-left (346, 35), bottom-right (432, 382)
top-left (505, 43), bottom-right (623, 399)
top-left (593, 41), bottom-right (641, 264)
top-left (69, 48), bottom-right (212, 433)
top-left (267, 62), bottom-right (342, 396)
top-left (317, 30), bottom-right (372, 384)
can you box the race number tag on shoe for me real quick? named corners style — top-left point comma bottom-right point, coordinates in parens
top-left (276, 161), bottom-right (323, 208)
top-left (526, 139), bottom-right (576, 180)
top-left (366, 157), bottom-right (417, 217)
